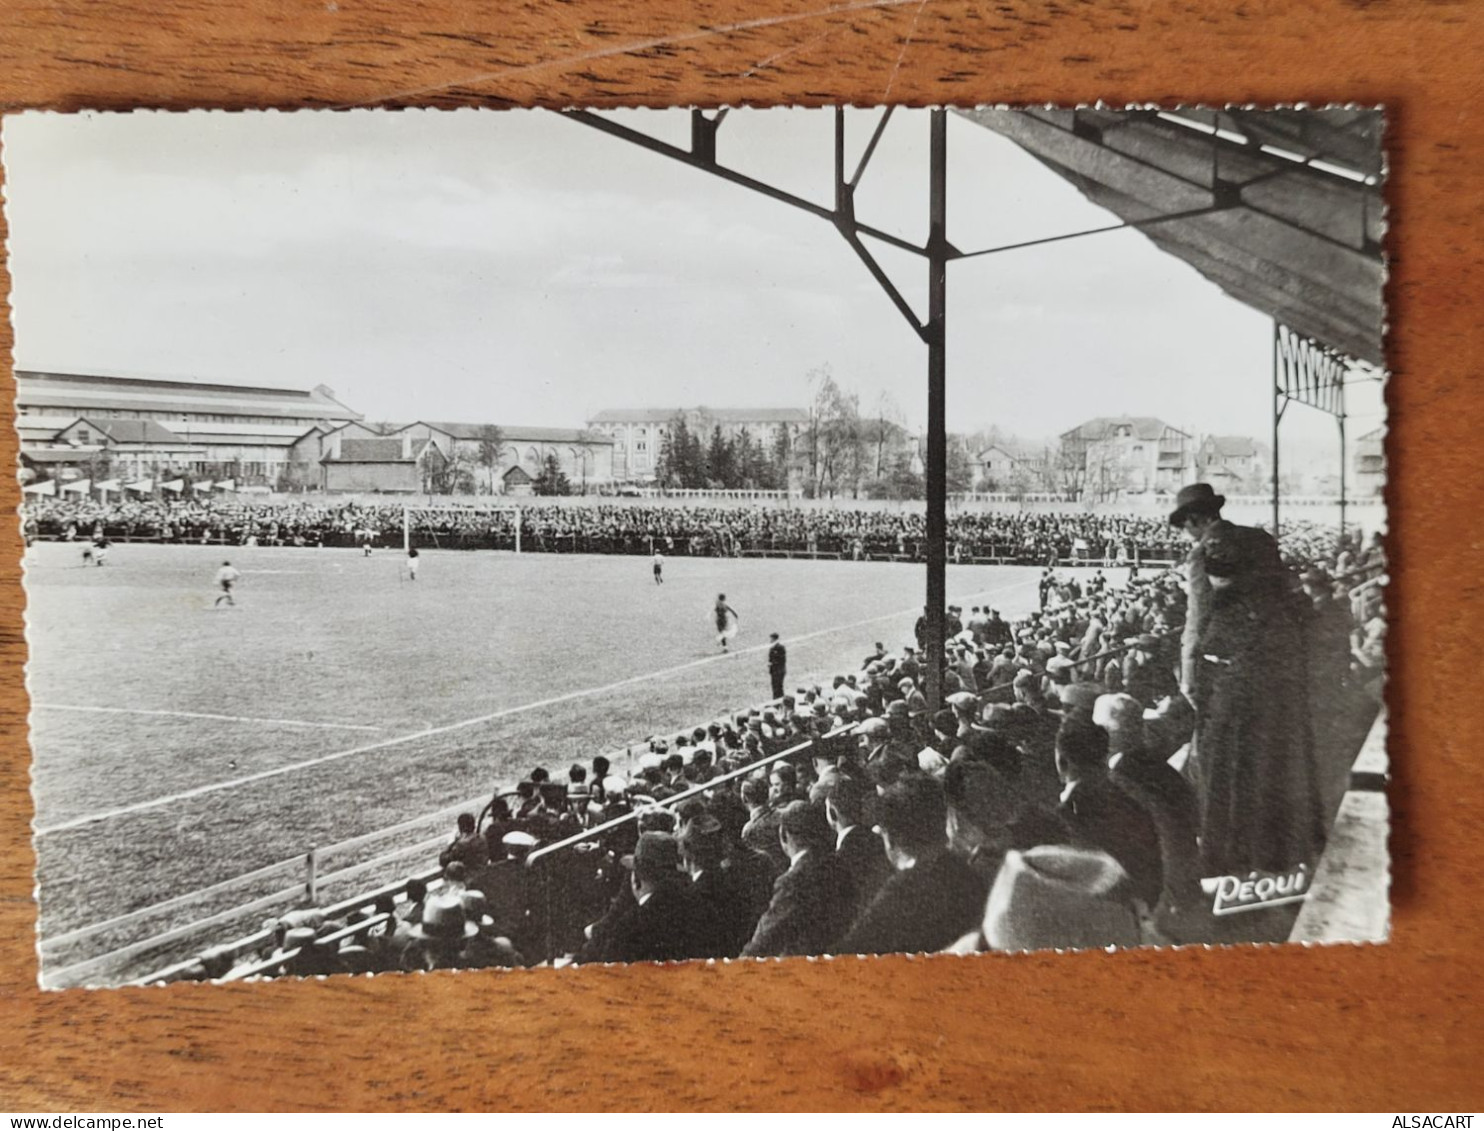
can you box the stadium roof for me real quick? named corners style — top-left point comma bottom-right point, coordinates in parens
top-left (589, 407), bottom-right (809, 425)
top-left (958, 108), bottom-right (1385, 366)
top-left (16, 371), bottom-right (363, 422)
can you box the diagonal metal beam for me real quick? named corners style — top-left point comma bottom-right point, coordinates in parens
top-left (949, 204), bottom-right (1233, 261)
top-left (849, 106), bottom-right (895, 189)
top-left (564, 109), bottom-right (930, 258)
top-left (838, 231), bottom-right (928, 341)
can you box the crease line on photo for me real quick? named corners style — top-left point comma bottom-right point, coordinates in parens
top-left (31, 703), bottom-right (384, 732)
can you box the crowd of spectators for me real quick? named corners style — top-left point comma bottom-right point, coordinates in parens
top-left (24, 497), bottom-right (1190, 564)
top-left (174, 520), bottom-right (1384, 980)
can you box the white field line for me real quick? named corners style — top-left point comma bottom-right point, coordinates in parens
top-left (33, 704), bottom-right (382, 732)
top-left (35, 576), bottom-right (1036, 837)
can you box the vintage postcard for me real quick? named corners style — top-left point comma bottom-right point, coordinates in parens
top-left (4, 106), bottom-right (1388, 987)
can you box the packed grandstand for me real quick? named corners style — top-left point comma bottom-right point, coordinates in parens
top-left (99, 508), bottom-right (1386, 981)
top-left (24, 497), bottom-right (1193, 564)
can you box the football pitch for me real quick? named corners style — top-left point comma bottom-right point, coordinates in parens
top-left (25, 541), bottom-right (1058, 981)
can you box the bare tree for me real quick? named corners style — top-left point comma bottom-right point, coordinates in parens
top-left (807, 366), bottom-right (863, 498)
top-left (476, 425), bottom-right (507, 495)
top-left (871, 390), bottom-right (905, 478)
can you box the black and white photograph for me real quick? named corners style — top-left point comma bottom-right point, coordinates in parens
top-left (5, 106), bottom-right (1388, 988)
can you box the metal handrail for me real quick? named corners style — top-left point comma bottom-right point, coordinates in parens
top-left (222, 913), bottom-right (394, 982)
top-left (131, 869), bottom-right (441, 987)
top-left (525, 726), bottom-right (859, 869)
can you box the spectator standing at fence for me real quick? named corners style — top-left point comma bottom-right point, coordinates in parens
top-left (768, 633), bottom-right (787, 700)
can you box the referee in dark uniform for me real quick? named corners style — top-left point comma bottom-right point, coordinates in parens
top-left (767, 633), bottom-right (787, 701)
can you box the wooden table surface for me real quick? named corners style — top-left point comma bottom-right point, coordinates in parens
top-left (0, 0), bottom-right (1480, 1112)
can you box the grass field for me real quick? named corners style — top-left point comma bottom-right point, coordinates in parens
top-left (26, 541), bottom-right (1066, 982)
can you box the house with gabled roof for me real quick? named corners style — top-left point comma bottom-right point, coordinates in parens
top-left (387, 421), bottom-right (614, 493)
top-left (319, 433), bottom-right (449, 494)
top-left (1059, 416), bottom-right (1194, 497)
top-left (1196, 434), bottom-right (1270, 493)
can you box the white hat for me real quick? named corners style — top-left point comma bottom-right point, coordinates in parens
top-left (983, 846), bottom-right (1142, 953)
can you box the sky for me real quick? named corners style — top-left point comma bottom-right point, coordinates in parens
top-left (3, 108), bottom-right (1385, 454)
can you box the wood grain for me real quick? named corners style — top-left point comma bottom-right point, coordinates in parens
top-left (0, 0), bottom-right (1479, 1111)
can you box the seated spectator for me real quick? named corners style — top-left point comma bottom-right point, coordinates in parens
top-left (944, 758), bottom-right (1065, 882)
top-left (681, 814), bottom-right (761, 958)
top-left (820, 773), bottom-right (891, 917)
top-left (689, 749), bottom-right (717, 784)
top-left (402, 891), bottom-right (481, 972)
top-left (768, 763), bottom-right (802, 808)
top-left (458, 891), bottom-right (525, 968)
top-left (1054, 717), bottom-right (1164, 911)
top-left (590, 756), bottom-right (612, 798)
top-left (740, 776), bottom-right (787, 872)
top-left (977, 845), bottom-right (1143, 953)
top-left (898, 678), bottom-right (928, 717)
top-left (441, 860), bottom-right (469, 895)
top-left (575, 832), bottom-right (699, 964)
top-left (710, 789), bottom-right (780, 919)
top-left (837, 774), bottom-right (989, 956)
top-left (439, 812), bottom-right (489, 871)
top-left (1140, 694), bottom-right (1195, 763)
top-left (1094, 693), bottom-right (1201, 925)
top-left (281, 926), bottom-right (344, 978)
top-left (1123, 634), bottom-right (1179, 708)
top-left (399, 877), bottom-right (429, 927)
top-left (482, 798), bottom-right (517, 861)
top-left (743, 801), bottom-right (857, 958)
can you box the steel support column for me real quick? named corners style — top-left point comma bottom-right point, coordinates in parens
top-left (1337, 396), bottom-right (1347, 539)
top-left (1272, 320), bottom-right (1282, 538)
top-left (924, 110), bottom-right (948, 713)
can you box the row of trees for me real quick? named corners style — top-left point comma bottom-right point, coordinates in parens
top-left (647, 365), bottom-right (994, 499)
top-left (653, 418), bottom-right (791, 491)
